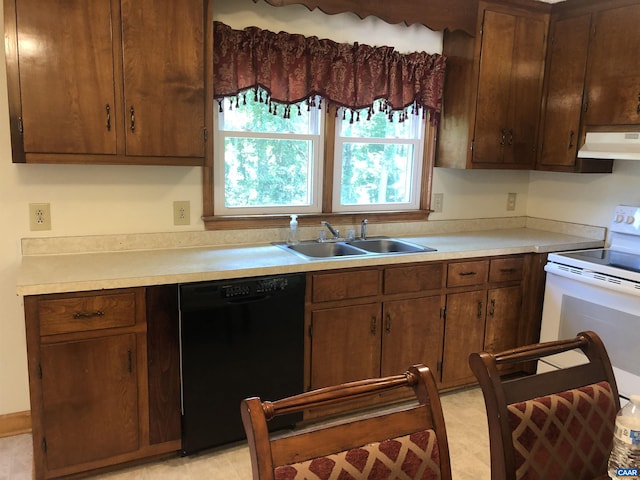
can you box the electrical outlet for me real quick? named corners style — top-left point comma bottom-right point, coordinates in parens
top-left (432, 193), bottom-right (443, 213)
top-left (173, 201), bottom-right (191, 225)
top-left (29, 203), bottom-right (52, 231)
top-left (507, 192), bottom-right (517, 211)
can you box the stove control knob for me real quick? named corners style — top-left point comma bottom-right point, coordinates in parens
top-left (616, 214), bottom-right (625, 223)
top-left (626, 216), bottom-right (635, 224)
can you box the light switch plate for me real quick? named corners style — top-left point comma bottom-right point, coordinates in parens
top-left (432, 193), bottom-right (443, 213)
top-left (507, 193), bottom-right (517, 211)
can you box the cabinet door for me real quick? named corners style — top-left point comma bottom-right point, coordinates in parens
top-left (473, 7), bottom-right (546, 168)
top-left (120, 0), bottom-right (205, 157)
top-left (585, 4), bottom-right (640, 126)
top-left (473, 9), bottom-right (515, 165)
top-left (538, 14), bottom-right (591, 169)
top-left (15, 0), bottom-right (117, 155)
top-left (484, 285), bottom-right (522, 354)
top-left (442, 290), bottom-right (486, 386)
top-left (309, 303), bottom-right (381, 389)
top-left (507, 11), bottom-right (547, 167)
top-left (380, 296), bottom-right (444, 378)
top-left (39, 334), bottom-right (139, 471)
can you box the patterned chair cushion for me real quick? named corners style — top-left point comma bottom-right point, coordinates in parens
top-left (507, 381), bottom-right (616, 480)
top-left (274, 429), bottom-right (441, 480)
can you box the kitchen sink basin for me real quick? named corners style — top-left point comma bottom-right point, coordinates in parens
top-left (347, 238), bottom-right (436, 254)
top-left (275, 237), bottom-right (436, 260)
top-left (278, 241), bottom-right (368, 259)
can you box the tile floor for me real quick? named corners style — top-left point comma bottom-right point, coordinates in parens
top-left (0, 387), bottom-right (490, 480)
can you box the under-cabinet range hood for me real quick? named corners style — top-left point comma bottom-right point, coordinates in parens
top-left (577, 132), bottom-right (640, 160)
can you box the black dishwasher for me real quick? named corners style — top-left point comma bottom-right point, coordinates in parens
top-left (179, 273), bottom-right (305, 455)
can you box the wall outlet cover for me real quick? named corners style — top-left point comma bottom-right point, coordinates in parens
top-left (432, 193), bottom-right (443, 213)
top-left (173, 201), bottom-right (191, 225)
top-left (29, 203), bottom-right (51, 231)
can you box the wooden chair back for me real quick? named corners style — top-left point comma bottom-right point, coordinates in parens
top-left (469, 330), bottom-right (620, 480)
top-left (241, 364), bottom-right (452, 480)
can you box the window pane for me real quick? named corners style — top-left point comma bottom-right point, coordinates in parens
top-left (339, 143), bottom-right (414, 205)
top-left (224, 137), bottom-right (313, 208)
top-left (220, 97), bottom-right (318, 135)
top-left (340, 107), bottom-right (419, 139)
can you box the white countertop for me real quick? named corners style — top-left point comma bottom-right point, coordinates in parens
top-left (17, 226), bottom-right (605, 296)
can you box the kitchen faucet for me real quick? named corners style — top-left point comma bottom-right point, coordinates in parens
top-left (320, 221), bottom-right (340, 240)
top-left (361, 219), bottom-right (368, 240)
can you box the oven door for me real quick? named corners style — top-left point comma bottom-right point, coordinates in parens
top-left (539, 265), bottom-right (640, 400)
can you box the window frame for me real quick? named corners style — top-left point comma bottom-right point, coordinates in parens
top-left (202, 104), bottom-right (436, 230)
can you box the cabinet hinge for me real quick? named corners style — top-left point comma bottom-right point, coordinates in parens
top-left (37, 364), bottom-right (42, 379)
top-left (18, 116), bottom-right (24, 135)
top-left (470, 140), bottom-right (474, 152)
top-left (440, 306), bottom-right (446, 320)
top-left (583, 100), bottom-right (589, 113)
top-left (41, 437), bottom-right (47, 453)
top-left (308, 322), bottom-right (313, 338)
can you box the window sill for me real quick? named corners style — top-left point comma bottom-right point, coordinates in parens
top-left (203, 210), bottom-right (432, 230)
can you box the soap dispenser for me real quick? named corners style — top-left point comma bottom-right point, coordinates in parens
top-left (287, 214), bottom-right (299, 245)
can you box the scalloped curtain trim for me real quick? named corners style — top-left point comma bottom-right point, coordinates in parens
top-left (213, 21), bottom-right (446, 124)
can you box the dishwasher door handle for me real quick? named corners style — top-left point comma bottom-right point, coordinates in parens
top-left (222, 295), bottom-right (272, 306)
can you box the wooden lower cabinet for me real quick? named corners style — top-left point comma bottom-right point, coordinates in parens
top-left (24, 286), bottom-right (180, 480)
top-left (306, 254), bottom-right (537, 410)
top-left (441, 289), bottom-right (487, 386)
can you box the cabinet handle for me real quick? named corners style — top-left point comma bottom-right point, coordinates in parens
top-left (500, 268), bottom-right (516, 274)
top-left (568, 130), bottom-right (575, 149)
top-left (500, 128), bottom-right (506, 146)
top-left (385, 313), bottom-right (392, 333)
top-left (637, 93), bottom-right (640, 115)
top-left (371, 316), bottom-right (377, 335)
top-left (127, 349), bottom-right (133, 373)
top-left (72, 310), bottom-right (105, 320)
top-left (489, 298), bottom-right (496, 317)
top-left (459, 271), bottom-right (477, 277)
top-left (105, 104), bottom-right (111, 131)
top-left (508, 129), bottom-right (514, 146)
top-left (477, 301), bottom-right (483, 319)
top-left (130, 106), bottom-right (135, 132)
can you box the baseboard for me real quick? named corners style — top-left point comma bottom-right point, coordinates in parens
top-left (0, 410), bottom-right (31, 438)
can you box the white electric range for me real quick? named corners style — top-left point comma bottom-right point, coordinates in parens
top-left (539, 205), bottom-right (640, 401)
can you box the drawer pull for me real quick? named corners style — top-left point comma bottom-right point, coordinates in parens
top-left (73, 310), bottom-right (105, 320)
top-left (499, 268), bottom-right (516, 274)
top-left (459, 271), bottom-right (477, 277)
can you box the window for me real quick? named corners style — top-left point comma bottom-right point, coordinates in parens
top-left (333, 104), bottom-right (425, 212)
top-left (212, 96), bottom-right (431, 220)
top-left (214, 96), bottom-right (324, 215)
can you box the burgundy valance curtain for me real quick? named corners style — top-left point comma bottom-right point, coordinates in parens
top-left (213, 21), bottom-right (446, 123)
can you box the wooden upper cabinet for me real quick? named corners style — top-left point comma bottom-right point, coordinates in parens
top-left (120, 0), bottom-right (205, 158)
top-left (472, 5), bottom-right (547, 168)
top-left (537, 13), bottom-right (591, 171)
top-left (437, 1), bottom-right (548, 170)
top-left (6, 0), bottom-right (206, 165)
top-left (583, 3), bottom-right (640, 127)
top-left (15, 0), bottom-right (117, 156)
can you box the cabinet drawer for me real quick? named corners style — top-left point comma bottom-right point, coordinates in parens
top-left (38, 292), bottom-right (137, 336)
top-left (311, 269), bottom-right (380, 303)
top-left (489, 257), bottom-right (524, 283)
top-left (446, 260), bottom-right (489, 287)
top-left (383, 264), bottom-right (443, 295)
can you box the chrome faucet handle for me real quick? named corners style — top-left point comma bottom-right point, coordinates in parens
top-left (321, 221), bottom-right (340, 239)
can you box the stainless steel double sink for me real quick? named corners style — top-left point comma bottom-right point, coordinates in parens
top-left (275, 237), bottom-right (436, 260)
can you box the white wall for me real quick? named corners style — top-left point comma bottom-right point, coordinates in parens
top-left (1, 0), bottom-right (640, 417)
